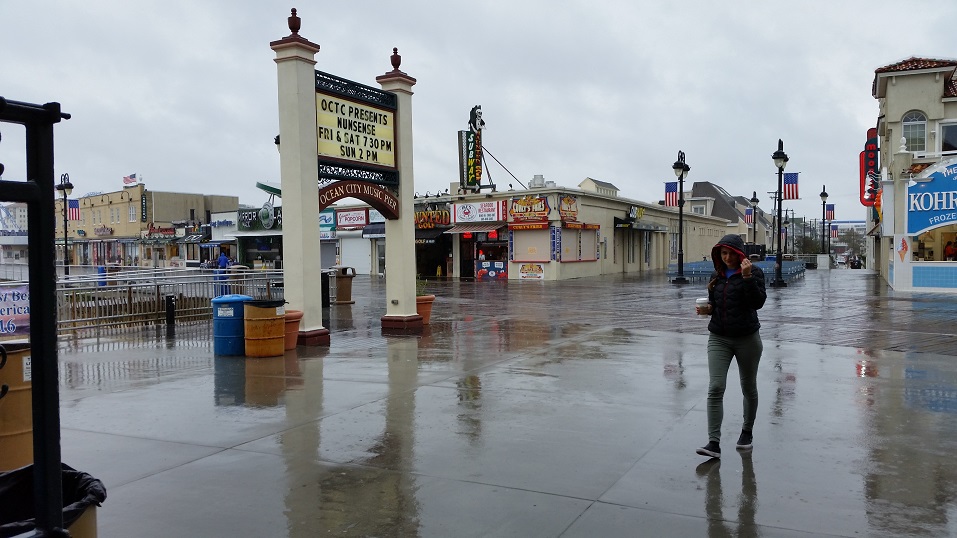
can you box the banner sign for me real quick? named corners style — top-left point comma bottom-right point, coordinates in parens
top-left (0, 284), bottom-right (30, 337)
top-left (860, 127), bottom-right (880, 207)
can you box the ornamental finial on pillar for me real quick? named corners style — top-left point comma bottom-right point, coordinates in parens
top-left (390, 48), bottom-right (401, 71)
top-left (288, 8), bottom-right (301, 35)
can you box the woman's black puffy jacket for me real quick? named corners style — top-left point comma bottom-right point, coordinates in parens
top-left (706, 234), bottom-right (767, 337)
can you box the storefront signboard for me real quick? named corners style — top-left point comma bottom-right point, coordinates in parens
top-left (518, 263), bottom-right (545, 280)
top-left (336, 208), bottom-right (369, 230)
top-left (907, 158), bottom-right (957, 235)
top-left (558, 194), bottom-right (578, 222)
top-left (453, 200), bottom-right (506, 223)
top-left (414, 206), bottom-right (451, 229)
top-left (509, 195), bottom-right (549, 222)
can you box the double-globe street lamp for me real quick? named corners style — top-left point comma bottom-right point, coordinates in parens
top-left (820, 185), bottom-right (828, 254)
top-left (770, 140), bottom-right (789, 288)
top-left (55, 173), bottom-right (74, 276)
top-left (672, 151), bottom-right (690, 284)
top-left (749, 191), bottom-right (760, 246)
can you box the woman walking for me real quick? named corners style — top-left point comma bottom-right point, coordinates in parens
top-left (695, 234), bottom-right (767, 458)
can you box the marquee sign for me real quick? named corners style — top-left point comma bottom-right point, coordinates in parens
top-left (315, 70), bottom-right (399, 188)
top-left (907, 158), bottom-right (957, 235)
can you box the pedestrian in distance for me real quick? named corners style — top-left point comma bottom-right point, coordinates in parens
top-left (218, 252), bottom-right (229, 269)
top-left (695, 234), bottom-right (767, 459)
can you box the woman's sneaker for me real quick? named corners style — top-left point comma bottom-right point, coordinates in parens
top-left (696, 441), bottom-right (720, 458)
top-left (735, 430), bottom-right (753, 450)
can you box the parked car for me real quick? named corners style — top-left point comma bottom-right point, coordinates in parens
top-left (849, 258), bottom-right (863, 269)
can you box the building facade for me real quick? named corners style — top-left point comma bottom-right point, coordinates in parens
top-left (872, 57), bottom-right (957, 291)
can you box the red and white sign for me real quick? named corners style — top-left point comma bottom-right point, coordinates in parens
top-left (453, 200), bottom-right (506, 223)
top-left (336, 208), bottom-right (369, 230)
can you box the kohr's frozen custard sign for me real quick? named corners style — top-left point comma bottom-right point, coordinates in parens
top-left (908, 158), bottom-right (957, 235)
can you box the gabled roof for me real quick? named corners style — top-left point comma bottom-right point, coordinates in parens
top-left (578, 177), bottom-right (619, 190)
top-left (872, 56), bottom-right (957, 98)
top-left (689, 181), bottom-right (744, 223)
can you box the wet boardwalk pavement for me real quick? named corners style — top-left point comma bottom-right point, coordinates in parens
top-left (55, 269), bottom-right (957, 537)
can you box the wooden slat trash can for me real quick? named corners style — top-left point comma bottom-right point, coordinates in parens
top-left (243, 300), bottom-right (286, 357)
top-left (0, 340), bottom-right (32, 471)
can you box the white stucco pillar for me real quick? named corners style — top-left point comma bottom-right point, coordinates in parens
top-left (270, 9), bottom-right (329, 344)
top-left (376, 50), bottom-right (421, 329)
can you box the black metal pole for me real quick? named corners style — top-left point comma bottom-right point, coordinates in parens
top-left (672, 151), bottom-right (689, 284)
top-left (62, 189), bottom-right (69, 276)
top-left (770, 140), bottom-right (788, 288)
top-left (2, 97), bottom-right (70, 534)
top-left (821, 199), bottom-right (826, 253)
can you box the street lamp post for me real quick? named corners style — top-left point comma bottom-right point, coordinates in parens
top-left (820, 186), bottom-right (828, 254)
top-left (55, 173), bottom-right (74, 276)
top-left (749, 191), bottom-right (759, 246)
top-left (672, 151), bottom-right (690, 284)
top-left (770, 140), bottom-right (788, 287)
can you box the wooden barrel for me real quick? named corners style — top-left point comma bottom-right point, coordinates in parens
top-left (243, 300), bottom-right (285, 357)
top-left (0, 341), bottom-right (32, 471)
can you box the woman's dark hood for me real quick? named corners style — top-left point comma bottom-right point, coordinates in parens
top-left (711, 234), bottom-right (748, 272)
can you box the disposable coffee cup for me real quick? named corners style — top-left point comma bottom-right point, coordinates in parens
top-left (695, 297), bottom-right (710, 315)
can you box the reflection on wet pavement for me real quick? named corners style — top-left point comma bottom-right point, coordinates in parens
top-left (50, 271), bottom-right (957, 536)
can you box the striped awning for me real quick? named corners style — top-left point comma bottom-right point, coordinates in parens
top-left (444, 222), bottom-right (503, 234)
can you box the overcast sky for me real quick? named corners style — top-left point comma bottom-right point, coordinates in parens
top-left (2, 1), bottom-right (956, 223)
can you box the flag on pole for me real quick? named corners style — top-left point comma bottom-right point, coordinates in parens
top-left (825, 204), bottom-right (835, 221)
top-left (123, 173), bottom-right (137, 185)
top-left (67, 199), bottom-right (80, 221)
top-left (744, 208), bottom-right (754, 224)
top-left (830, 224), bottom-right (839, 238)
top-left (782, 173), bottom-right (799, 200)
top-left (664, 182), bottom-right (678, 207)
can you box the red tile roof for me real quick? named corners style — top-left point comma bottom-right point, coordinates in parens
top-left (875, 57), bottom-right (957, 74)
top-left (873, 57), bottom-right (957, 98)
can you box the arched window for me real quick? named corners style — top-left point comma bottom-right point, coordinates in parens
top-left (902, 110), bottom-right (926, 152)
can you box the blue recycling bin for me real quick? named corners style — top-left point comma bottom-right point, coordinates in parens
top-left (212, 294), bottom-right (252, 356)
top-left (97, 265), bottom-right (107, 286)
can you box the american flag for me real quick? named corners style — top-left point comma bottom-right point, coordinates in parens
top-left (123, 173), bottom-right (137, 185)
top-left (664, 182), bottom-right (678, 207)
top-left (825, 204), bottom-right (835, 221)
top-left (830, 224), bottom-right (839, 238)
top-left (67, 199), bottom-right (80, 221)
top-left (782, 173), bottom-right (799, 200)
top-left (744, 208), bottom-right (754, 224)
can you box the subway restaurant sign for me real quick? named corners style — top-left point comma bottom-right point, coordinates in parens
top-left (908, 158), bottom-right (957, 235)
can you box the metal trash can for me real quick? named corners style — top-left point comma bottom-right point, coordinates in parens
top-left (228, 265), bottom-right (249, 295)
top-left (335, 267), bottom-right (356, 304)
top-left (320, 270), bottom-right (331, 308)
top-left (243, 299), bottom-right (286, 358)
top-left (212, 294), bottom-right (252, 356)
top-left (0, 341), bottom-right (31, 471)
